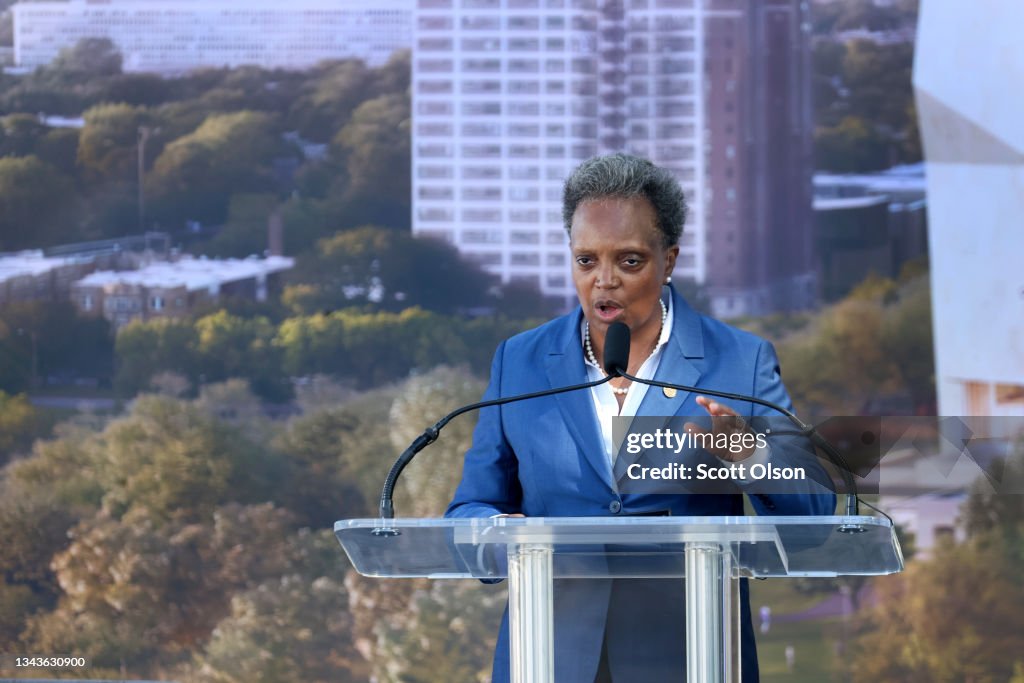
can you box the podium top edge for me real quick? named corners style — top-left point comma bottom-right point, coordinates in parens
top-left (334, 515), bottom-right (890, 532)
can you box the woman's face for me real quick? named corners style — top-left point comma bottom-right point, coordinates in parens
top-left (570, 196), bottom-right (679, 342)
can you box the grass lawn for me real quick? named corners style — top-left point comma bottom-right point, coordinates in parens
top-left (748, 578), bottom-right (830, 615)
top-left (749, 579), bottom-right (850, 682)
top-left (756, 616), bottom-right (848, 682)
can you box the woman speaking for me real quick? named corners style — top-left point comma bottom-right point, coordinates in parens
top-left (445, 154), bottom-right (835, 682)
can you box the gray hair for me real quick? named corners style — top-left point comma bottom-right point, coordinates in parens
top-left (562, 153), bottom-right (687, 247)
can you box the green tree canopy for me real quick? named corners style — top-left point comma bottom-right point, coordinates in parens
top-left (0, 113), bottom-right (49, 157)
top-left (0, 156), bottom-right (76, 250)
top-left (78, 102), bottom-right (154, 183)
top-left (332, 93), bottom-right (410, 220)
top-left (148, 111), bottom-right (287, 226)
top-left (285, 226), bottom-right (495, 315)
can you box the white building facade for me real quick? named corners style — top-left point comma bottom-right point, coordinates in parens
top-left (412, 0), bottom-right (707, 308)
top-left (913, 0), bottom-right (1024, 419)
top-left (12, 0), bottom-right (412, 74)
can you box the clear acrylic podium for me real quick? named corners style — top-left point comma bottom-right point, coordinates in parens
top-left (335, 516), bottom-right (903, 683)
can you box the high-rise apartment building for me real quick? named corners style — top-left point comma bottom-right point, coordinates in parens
top-left (12, 0), bottom-right (412, 74)
top-left (412, 0), bottom-right (814, 315)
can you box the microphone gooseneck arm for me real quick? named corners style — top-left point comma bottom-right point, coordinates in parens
top-left (378, 374), bottom-right (615, 520)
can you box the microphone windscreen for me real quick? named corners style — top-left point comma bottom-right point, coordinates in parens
top-left (604, 322), bottom-right (631, 377)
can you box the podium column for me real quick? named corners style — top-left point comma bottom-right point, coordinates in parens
top-left (508, 543), bottom-right (554, 683)
top-left (686, 542), bottom-right (734, 683)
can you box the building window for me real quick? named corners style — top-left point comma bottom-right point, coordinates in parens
top-left (462, 58), bottom-right (501, 72)
top-left (547, 274), bottom-right (566, 287)
top-left (510, 209), bottom-right (540, 222)
top-left (462, 80), bottom-right (501, 94)
top-left (509, 81), bottom-right (540, 95)
top-left (418, 165), bottom-right (453, 179)
top-left (467, 252), bottom-right (502, 266)
top-left (508, 16), bottom-right (539, 30)
top-left (418, 37), bottom-right (453, 50)
top-left (463, 144), bottom-right (502, 158)
top-left (463, 165), bottom-right (501, 179)
top-left (418, 208), bottom-right (454, 221)
top-left (463, 209), bottom-right (502, 222)
top-left (510, 229), bottom-right (540, 243)
top-left (418, 122), bottom-right (452, 136)
top-left (418, 16), bottom-right (453, 30)
top-left (510, 166), bottom-right (539, 180)
top-left (509, 101), bottom-right (539, 116)
top-left (509, 37), bottom-right (540, 50)
top-left (510, 253), bottom-right (540, 266)
top-left (462, 38), bottom-right (500, 51)
top-left (461, 16), bottom-right (500, 30)
top-left (417, 59), bottom-right (453, 73)
top-left (419, 186), bottom-right (453, 200)
top-left (509, 188), bottom-right (539, 202)
top-left (463, 122), bottom-right (502, 137)
top-left (462, 101), bottom-right (501, 116)
top-left (463, 187), bottom-right (502, 200)
top-left (418, 101), bottom-right (453, 115)
top-left (462, 230), bottom-right (502, 244)
top-left (509, 144), bottom-right (540, 158)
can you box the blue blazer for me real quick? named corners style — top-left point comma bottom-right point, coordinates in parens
top-left (446, 286), bottom-right (836, 682)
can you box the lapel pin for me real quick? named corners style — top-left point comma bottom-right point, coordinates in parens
top-left (663, 387), bottom-right (677, 399)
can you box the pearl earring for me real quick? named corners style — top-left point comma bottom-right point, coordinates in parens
top-left (665, 276), bottom-right (672, 284)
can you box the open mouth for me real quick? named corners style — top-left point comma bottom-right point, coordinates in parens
top-left (594, 301), bottom-right (624, 322)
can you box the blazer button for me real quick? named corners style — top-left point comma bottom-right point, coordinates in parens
top-left (608, 500), bottom-right (622, 514)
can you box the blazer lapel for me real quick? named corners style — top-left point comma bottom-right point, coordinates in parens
top-left (544, 310), bottom-right (617, 492)
top-left (637, 286), bottom-right (705, 420)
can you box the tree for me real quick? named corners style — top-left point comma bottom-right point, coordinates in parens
top-left (193, 311), bottom-right (288, 401)
top-left (850, 535), bottom-right (1024, 681)
top-left (0, 301), bottom-right (113, 391)
top-left (184, 530), bottom-right (367, 683)
top-left (198, 193), bottom-right (280, 258)
top-left (880, 275), bottom-right (934, 412)
top-left (49, 37), bottom-right (123, 81)
top-left (272, 407), bottom-right (371, 527)
top-left (287, 59), bottom-right (372, 143)
top-left (389, 366), bottom-right (484, 518)
top-left (0, 391), bottom-right (39, 464)
top-left (148, 111), bottom-right (287, 226)
top-left (815, 116), bottom-right (890, 172)
top-left (97, 72), bottom-right (177, 108)
top-left (23, 503), bottom-right (310, 677)
top-left (0, 156), bottom-right (76, 250)
top-left (34, 127), bottom-right (81, 176)
top-left (286, 226), bottom-right (495, 315)
top-left (0, 113), bottom-right (48, 157)
top-left (0, 486), bottom-right (78, 651)
top-left (331, 93), bottom-right (411, 226)
top-left (114, 318), bottom-right (198, 396)
top-left (961, 440), bottom-right (1024, 550)
top-left (78, 103), bottom-right (154, 183)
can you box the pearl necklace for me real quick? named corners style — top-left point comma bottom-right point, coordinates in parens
top-left (584, 298), bottom-right (668, 395)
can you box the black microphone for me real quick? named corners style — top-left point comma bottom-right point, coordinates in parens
top-left (606, 323), bottom-right (862, 524)
top-left (377, 352), bottom-right (620, 527)
top-left (604, 320), bottom-right (631, 377)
